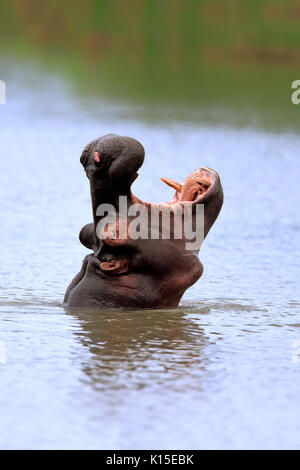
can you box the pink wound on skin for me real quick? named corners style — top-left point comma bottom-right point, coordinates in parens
top-left (94, 151), bottom-right (100, 163)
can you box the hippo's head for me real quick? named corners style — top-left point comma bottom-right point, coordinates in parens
top-left (65, 134), bottom-right (223, 309)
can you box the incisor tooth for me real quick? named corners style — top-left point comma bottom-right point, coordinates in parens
top-left (161, 177), bottom-right (182, 193)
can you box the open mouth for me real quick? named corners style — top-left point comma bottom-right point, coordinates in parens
top-left (94, 166), bottom-right (220, 276)
top-left (160, 167), bottom-right (214, 203)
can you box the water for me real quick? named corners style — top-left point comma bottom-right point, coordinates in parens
top-left (0, 64), bottom-right (300, 449)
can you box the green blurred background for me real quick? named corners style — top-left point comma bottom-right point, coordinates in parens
top-left (1, 0), bottom-right (299, 129)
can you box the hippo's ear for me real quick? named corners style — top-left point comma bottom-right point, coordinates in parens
top-left (80, 139), bottom-right (98, 168)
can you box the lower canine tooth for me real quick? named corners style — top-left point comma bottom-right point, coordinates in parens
top-left (161, 177), bottom-right (182, 192)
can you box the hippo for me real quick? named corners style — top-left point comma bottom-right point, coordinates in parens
top-left (64, 134), bottom-right (223, 309)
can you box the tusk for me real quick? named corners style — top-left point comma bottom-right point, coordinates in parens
top-left (161, 177), bottom-right (182, 193)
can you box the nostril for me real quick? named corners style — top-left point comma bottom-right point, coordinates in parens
top-left (98, 253), bottom-right (115, 263)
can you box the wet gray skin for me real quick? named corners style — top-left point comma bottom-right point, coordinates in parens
top-left (64, 134), bottom-right (223, 309)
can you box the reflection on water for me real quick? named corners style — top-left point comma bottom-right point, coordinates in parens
top-left (0, 63), bottom-right (300, 449)
top-left (68, 308), bottom-right (209, 391)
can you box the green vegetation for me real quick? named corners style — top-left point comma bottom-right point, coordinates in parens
top-left (1, 0), bottom-right (299, 129)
